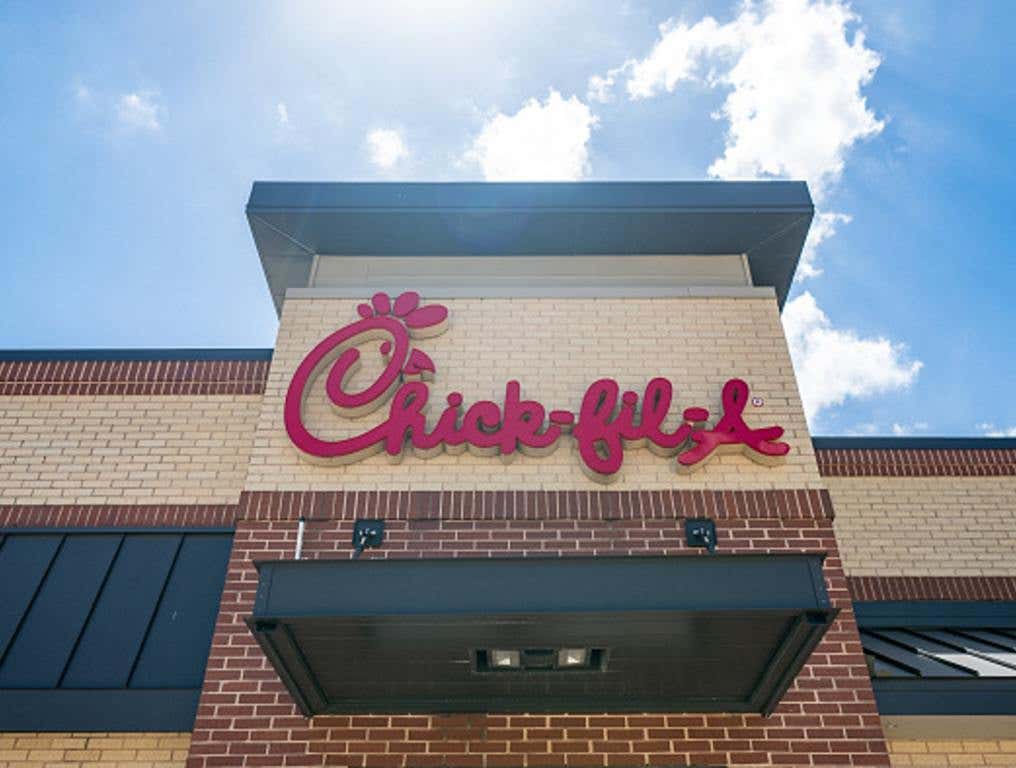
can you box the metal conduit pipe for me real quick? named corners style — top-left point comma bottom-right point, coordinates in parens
top-left (295, 516), bottom-right (306, 560)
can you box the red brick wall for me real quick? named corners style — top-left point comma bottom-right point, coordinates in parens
top-left (0, 358), bottom-right (270, 395)
top-left (236, 489), bottom-right (835, 523)
top-left (847, 575), bottom-right (1016, 601)
top-left (814, 448), bottom-right (1016, 477)
top-left (0, 503), bottom-right (237, 528)
top-left (188, 491), bottom-right (889, 768)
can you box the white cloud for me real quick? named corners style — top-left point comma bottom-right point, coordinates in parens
top-left (587, 72), bottom-right (618, 104)
top-left (706, 1), bottom-right (883, 197)
top-left (846, 421), bottom-right (928, 436)
top-left (116, 91), bottom-right (162, 132)
top-left (587, 0), bottom-right (885, 281)
top-left (599, 0), bottom-right (883, 201)
top-left (891, 421), bottom-right (929, 436)
top-left (276, 102), bottom-right (290, 126)
top-left (783, 292), bottom-right (923, 424)
top-left (623, 15), bottom-right (745, 99)
top-left (366, 128), bottom-right (409, 169)
top-left (464, 90), bottom-right (597, 181)
top-left (74, 82), bottom-right (93, 106)
top-left (595, 0), bottom-right (915, 424)
top-left (591, 2), bottom-right (918, 429)
top-left (978, 423), bottom-right (1016, 438)
top-left (799, 211), bottom-right (851, 280)
top-left (847, 422), bottom-right (878, 436)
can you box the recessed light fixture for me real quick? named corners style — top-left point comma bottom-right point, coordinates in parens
top-left (557, 648), bottom-right (589, 668)
top-left (489, 649), bottom-right (521, 669)
top-left (478, 648), bottom-right (603, 672)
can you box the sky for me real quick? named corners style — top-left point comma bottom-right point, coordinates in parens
top-left (1, 0), bottom-right (1014, 437)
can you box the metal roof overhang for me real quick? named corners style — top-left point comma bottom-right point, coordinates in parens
top-left (857, 601), bottom-right (1016, 716)
top-left (246, 181), bottom-right (814, 314)
top-left (247, 555), bottom-right (835, 716)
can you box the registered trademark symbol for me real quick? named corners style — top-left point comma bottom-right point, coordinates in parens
top-left (751, 396), bottom-right (764, 407)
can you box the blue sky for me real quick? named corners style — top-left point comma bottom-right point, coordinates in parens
top-left (1, 1), bottom-right (1013, 437)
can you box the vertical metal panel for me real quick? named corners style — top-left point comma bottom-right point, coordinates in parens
top-left (0, 535), bottom-right (121, 687)
top-left (0, 535), bottom-right (63, 662)
top-left (0, 530), bottom-right (234, 731)
top-left (61, 535), bottom-right (182, 688)
top-left (130, 534), bottom-right (231, 688)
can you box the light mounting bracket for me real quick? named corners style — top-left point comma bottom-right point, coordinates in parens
top-left (352, 519), bottom-right (385, 558)
top-left (685, 518), bottom-right (717, 554)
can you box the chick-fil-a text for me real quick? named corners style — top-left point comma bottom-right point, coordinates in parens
top-left (283, 292), bottom-right (791, 483)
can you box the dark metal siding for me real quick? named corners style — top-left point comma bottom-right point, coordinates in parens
top-left (863, 628), bottom-right (1016, 678)
top-left (856, 601), bottom-right (1016, 715)
top-left (0, 530), bottom-right (232, 731)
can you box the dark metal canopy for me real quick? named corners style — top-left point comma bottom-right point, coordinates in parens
top-left (248, 555), bottom-right (834, 716)
top-left (247, 181), bottom-right (814, 313)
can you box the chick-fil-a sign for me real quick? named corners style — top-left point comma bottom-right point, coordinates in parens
top-left (284, 291), bottom-right (791, 483)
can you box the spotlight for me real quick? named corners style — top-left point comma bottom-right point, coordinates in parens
top-left (489, 649), bottom-right (521, 669)
top-left (557, 648), bottom-right (589, 668)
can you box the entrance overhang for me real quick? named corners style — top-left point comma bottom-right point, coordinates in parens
top-left (247, 555), bottom-right (835, 716)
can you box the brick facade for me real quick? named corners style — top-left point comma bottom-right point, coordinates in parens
top-left (0, 503), bottom-right (238, 529)
top-left (814, 448), bottom-right (1016, 477)
top-left (0, 395), bottom-right (261, 505)
top-left (847, 576), bottom-right (1016, 602)
top-left (0, 733), bottom-right (190, 767)
top-left (3, 293), bottom-right (1015, 767)
top-left (187, 490), bottom-right (889, 768)
top-left (0, 359), bottom-right (270, 396)
top-left (236, 488), bottom-right (836, 522)
top-left (885, 740), bottom-right (1016, 767)
top-left (826, 477), bottom-right (1016, 578)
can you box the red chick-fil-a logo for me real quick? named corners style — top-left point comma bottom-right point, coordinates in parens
top-left (283, 291), bottom-right (791, 483)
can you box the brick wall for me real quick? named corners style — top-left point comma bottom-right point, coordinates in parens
top-left (246, 297), bottom-right (821, 492)
top-left (0, 359), bottom-right (269, 397)
top-left (0, 502), bottom-right (238, 528)
top-left (827, 477), bottom-right (1016, 577)
top-left (847, 576), bottom-right (1016, 602)
top-left (0, 395), bottom-right (262, 505)
top-left (4, 303), bottom-right (1011, 767)
top-left (188, 490), bottom-right (890, 768)
top-left (0, 732), bottom-right (189, 767)
top-left (886, 739), bottom-right (1016, 767)
top-left (814, 447), bottom-right (1016, 477)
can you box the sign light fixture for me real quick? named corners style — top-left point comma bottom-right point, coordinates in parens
top-left (489, 650), bottom-right (521, 669)
top-left (478, 648), bottom-right (603, 673)
top-left (558, 648), bottom-right (590, 668)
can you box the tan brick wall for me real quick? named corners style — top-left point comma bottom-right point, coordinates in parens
top-left (247, 296), bottom-right (820, 491)
top-left (0, 396), bottom-right (261, 505)
top-left (887, 739), bottom-right (1016, 767)
top-left (0, 733), bottom-right (189, 767)
top-left (829, 476), bottom-right (1016, 577)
